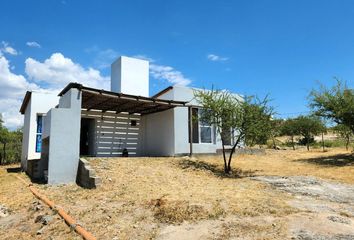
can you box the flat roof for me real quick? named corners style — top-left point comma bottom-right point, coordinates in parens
top-left (59, 83), bottom-right (187, 115)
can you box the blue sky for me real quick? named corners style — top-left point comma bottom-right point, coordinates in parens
top-left (1, 0), bottom-right (354, 128)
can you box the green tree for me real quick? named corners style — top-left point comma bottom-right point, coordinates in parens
top-left (280, 118), bottom-right (299, 150)
top-left (0, 114), bottom-right (23, 164)
top-left (309, 79), bottom-right (354, 133)
top-left (269, 119), bottom-right (283, 149)
top-left (194, 89), bottom-right (274, 174)
top-left (295, 115), bottom-right (326, 151)
top-left (0, 127), bottom-right (10, 164)
top-left (333, 124), bottom-right (353, 151)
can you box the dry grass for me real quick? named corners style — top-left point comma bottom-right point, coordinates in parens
top-left (0, 148), bottom-right (352, 239)
top-left (33, 154), bottom-right (296, 239)
top-left (0, 165), bottom-right (79, 240)
top-left (225, 148), bottom-right (354, 184)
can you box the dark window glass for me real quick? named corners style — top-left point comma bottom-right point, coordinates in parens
top-left (35, 134), bottom-right (42, 153)
top-left (37, 116), bottom-right (43, 133)
top-left (192, 108), bottom-right (199, 143)
top-left (200, 126), bottom-right (212, 143)
top-left (35, 115), bottom-right (43, 152)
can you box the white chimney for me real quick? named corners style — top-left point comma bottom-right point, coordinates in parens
top-left (111, 56), bottom-right (149, 97)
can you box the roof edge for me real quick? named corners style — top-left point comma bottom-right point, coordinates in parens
top-left (19, 91), bottom-right (32, 114)
top-left (152, 86), bottom-right (173, 99)
top-left (58, 82), bottom-right (186, 105)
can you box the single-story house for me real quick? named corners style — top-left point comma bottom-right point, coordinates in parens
top-left (20, 56), bottom-right (241, 185)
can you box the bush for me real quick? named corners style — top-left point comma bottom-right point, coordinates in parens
top-left (298, 136), bottom-right (315, 146)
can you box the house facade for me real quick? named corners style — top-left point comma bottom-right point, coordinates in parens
top-left (20, 56), bottom-right (241, 184)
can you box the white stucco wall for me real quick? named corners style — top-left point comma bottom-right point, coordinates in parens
top-left (46, 89), bottom-right (82, 184)
top-left (21, 92), bottom-right (59, 171)
top-left (139, 109), bottom-right (175, 156)
top-left (111, 56), bottom-right (149, 97)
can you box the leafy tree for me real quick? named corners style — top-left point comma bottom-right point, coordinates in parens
top-left (294, 115), bottom-right (326, 151)
top-left (269, 119), bottom-right (284, 149)
top-left (0, 114), bottom-right (23, 165)
top-left (309, 79), bottom-right (354, 133)
top-left (0, 127), bottom-right (10, 164)
top-left (280, 118), bottom-right (298, 150)
top-left (194, 89), bottom-right (274, 174)
top-left (333, 124), bottom-right (353, 151)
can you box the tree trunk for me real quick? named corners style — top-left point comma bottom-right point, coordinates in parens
top-left (306, 138), bottom-right (310, 151)
top-left (221, 140), bottom-right (228, 173)
top-left (291, 136), bottom-right (295, 150)
top-left (346, 136), bottom-right (349, 151)
top-left (226, 135), bottom-right (242, 174)
top-left (272, 135), bottom-right (276, 149)
top-left (2, 143), bottom-right (6, 163)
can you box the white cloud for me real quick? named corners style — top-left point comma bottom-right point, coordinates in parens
top-left (207, 54), bottom-right (228, 62)
top-left (1, 41), bottom-right (18, 56)
top-left (0, 56), bottom-right (40, 129)
top-left (0, 56), bottom-right (39, 99)
top-left (132, 55), bottom-right (155, 62)
top-left (0, 52), bottom-right (110, 129)
top-left (26, 41), bottom-right (41, 48)
top-left (150, 63), bottom-right (191, 86)
top-left (85, 46), bottom-right (119, 69)
top-left (25, 52), bottom-right (110, 90)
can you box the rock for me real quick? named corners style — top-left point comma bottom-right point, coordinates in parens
top-left (35, 215), bottom-right (54, 225)
top-left (0, 204), bottom-right (10, 218)
top-left (36, 226), bottom-right (46, 235)
top-left (31, 201), bottom-right (43, 211)
top-left (327, 215), bottom-right (351, 225)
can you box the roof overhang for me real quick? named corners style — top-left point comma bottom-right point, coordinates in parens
top-left (59, 83), bottom-right (187, 115)
top-left (19, 91), bottom-right (32, 114)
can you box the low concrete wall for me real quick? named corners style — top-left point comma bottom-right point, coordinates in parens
top-left (76, 158), bottom-right (101, 189)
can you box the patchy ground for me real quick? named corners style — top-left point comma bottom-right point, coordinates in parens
top-left (0, 166), bottom-right (80, 239)
top-left (0, 148), bottom-right (353, 239)
top-left (252, 176), bottom-right (354, 239)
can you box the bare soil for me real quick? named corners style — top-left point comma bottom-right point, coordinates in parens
top-left (0, 148), bottom-right (353, 239)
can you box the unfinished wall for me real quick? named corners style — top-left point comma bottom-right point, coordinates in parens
top-left (45, 88), bottom-right (82, 184)
top-left (81, 110), bottom-right (140, 157)
top-left (76, 158), bottom-right (101, 189)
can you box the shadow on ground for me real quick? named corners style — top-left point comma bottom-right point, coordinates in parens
top-left (296, 153), bottom-right (354, 167)
top-left (178, 159), bottom-right (257, 178)
top-left (6, 167), bottom-right (22, 173)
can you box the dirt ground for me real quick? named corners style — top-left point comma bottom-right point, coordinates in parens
top-left (0, 148), bottom-right (353, 239)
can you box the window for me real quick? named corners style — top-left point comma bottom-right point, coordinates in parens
top-left (199, 109), bottom-right (212, 143)
top-left (35, 115), bottom-right (43, 152)
top-left (188, 108), bottom-right (214, 144)
top-left (221, 126), bottom-right (232, 145)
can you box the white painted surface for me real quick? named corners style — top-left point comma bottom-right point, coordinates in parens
top-left (140, 109), bottom-right (175, 156)
top-left (111, 56), bottom-right (149, 97)
top-left (21, 92), bottom-right (59, 171)
top-left (46, 89), bottom-right (82, 184)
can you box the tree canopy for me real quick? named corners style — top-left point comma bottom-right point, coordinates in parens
top-left (309, 79), bottom-right (354, 133)
top-left (194, 89), bottom-right (274, 173)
